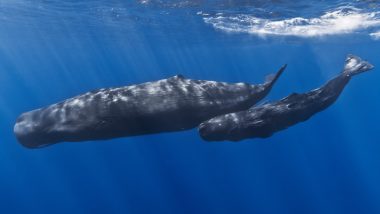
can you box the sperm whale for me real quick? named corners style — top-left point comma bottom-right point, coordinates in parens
top-left (199, 55), bottom-right (373, 142)
top-left (14, 65), bottom-right (286, 148)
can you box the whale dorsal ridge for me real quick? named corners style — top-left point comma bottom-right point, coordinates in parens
top-left (172, 74), bottom-right (186, 80)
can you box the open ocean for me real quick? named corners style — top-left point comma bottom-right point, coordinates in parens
top-left (1, 0), bottom-right (380, 213)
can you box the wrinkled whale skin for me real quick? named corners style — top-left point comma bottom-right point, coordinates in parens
top-left (14, 66), bottom-right (286, 148)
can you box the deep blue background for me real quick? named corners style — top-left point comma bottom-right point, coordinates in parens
top-left (0, 1), bottom-right (380, 213)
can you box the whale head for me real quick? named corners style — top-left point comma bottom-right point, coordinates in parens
top-left (198, 113), bottom-right (241, 142)
top-left (14, 110), bottom-right (58, 148)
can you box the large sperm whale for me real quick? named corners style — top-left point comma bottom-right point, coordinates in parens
top-left (199, 55), bottom-right (373, 142)
top-left (14, 65), bottom-right (286, 148)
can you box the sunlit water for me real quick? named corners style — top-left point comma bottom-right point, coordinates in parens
top-left (1, 1), bottom-right (380, 213)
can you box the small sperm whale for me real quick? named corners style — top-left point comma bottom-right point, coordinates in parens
top-left (14, 65), bottom-right (286, 148)
top-left (199, 55), bottom-right (374, 142)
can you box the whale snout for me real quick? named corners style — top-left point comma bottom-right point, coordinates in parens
top-left (199, 112), bottom-right (248, 142)
top-left (198, 119), bottom-right (230, 142)
top-left (14, 113), bottom-right (39, 148)
top-left (14, 111), bottom-right (54, 148)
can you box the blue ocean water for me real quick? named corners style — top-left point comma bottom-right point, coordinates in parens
top-left (1, 0), bottom-right (380, 213)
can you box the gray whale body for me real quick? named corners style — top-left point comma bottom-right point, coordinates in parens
top-left (199, 55), bottom-right (374, 142)
top-left (14, 65), bottom-right (286, 148)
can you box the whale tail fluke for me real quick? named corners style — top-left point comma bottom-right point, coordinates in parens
top-left (264, 64), bottom-right (287, 88)
top-left (343, 55), bottom-right (374, 77)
